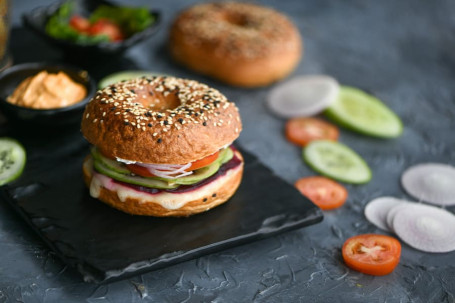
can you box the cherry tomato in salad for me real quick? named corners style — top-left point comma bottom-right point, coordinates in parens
top-left (285, 117), bottom-right (339, 147)
top-left (88, 18), bottom-right (124, 41)
top-left (69, 15), bottom-right (90, 33)
top-left (294, 176), bottom-right (347, 210)
top-left (342, 234), bottom-right (401, 276)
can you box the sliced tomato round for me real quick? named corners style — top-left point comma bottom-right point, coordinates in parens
top-left (126, 151), bottom-right (220, 178)
top-left (342, 234), bottom-right (401, 276)
top-left (294, 176), bottom-right (347, 210)
top-left (285, 117), bottom-right (339, 147)
top-left (69, 15), bottom-right (90, 33)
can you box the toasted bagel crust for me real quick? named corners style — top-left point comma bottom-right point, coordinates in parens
top-left (169, 2), bottom-right (302, 87)
top-left (81, 76), bottom-right (242, 164)
top-left (83, 152), bottom-right (244, 217)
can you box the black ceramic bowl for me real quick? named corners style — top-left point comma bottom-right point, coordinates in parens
top-left (0, 62), bottom-right (96, 125)
top-left (22, 0), bottom-right (161, 56)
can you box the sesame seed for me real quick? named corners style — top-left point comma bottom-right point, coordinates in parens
top-left (203, 121), bottom-right (207, 126)
top-left (148, 123), bottom-right (152, 127)
top-left (157, 138), bottom-right (162, 143)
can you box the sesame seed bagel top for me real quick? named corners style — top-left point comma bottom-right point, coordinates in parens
top-left (81, 76), bottom-right (242, 164)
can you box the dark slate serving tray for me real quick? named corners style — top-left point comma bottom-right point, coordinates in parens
top-left (0, 128), bottom-right (323, 283)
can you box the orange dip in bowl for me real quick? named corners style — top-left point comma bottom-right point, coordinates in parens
top-left (7, 71), bottom-right (87, 109)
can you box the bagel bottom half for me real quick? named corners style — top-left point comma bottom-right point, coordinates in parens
top-left (82, 152), bottom-right (244, 217)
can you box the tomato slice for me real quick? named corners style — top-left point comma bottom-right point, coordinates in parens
top-left (285, 117), bottom-right (339, 147)
top-left (69, 15), bottom-right (90, 33)
top-left (342, 234), bottom-right (401, 276)
top-left (188, 151), bottom-right (219, 171)
top-left (126, 151), bottom-right (220, 178)
top-left (294, 176), bottom-right (347, 210)
top-left (126, 164), bottom-right (157, 178)
top-left (89, 18), bottom-right (124, 41)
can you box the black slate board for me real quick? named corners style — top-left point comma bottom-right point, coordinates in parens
top-left (0, 128), bottom-right (323, 283)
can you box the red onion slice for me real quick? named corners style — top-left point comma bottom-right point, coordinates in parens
top-left (267, 75), bottom-right (339, 118)
top-left (401, 163), bottom-right (455, 206)
top-left (392, 203), bottom-right (455, 253)
top-left (364, 197), bottom-right (409, 232)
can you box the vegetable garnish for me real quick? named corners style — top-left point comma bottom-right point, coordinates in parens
top-left (342, 234), bottom-right (401, 276)
top-left (324, 86), bottom-right (403, 138)
top-left (401, 163), bottom-right (455, 206)
top-left (267, 75), bottom-right (339, 118)
top-left (303, 140), bottom-right (372, 184)
top-left (0, 138), bottom-right (26, 186)
top-left (364, 197), bottom-right (409, 232)
top-left (285, 117), bottom-right (339, 147)
top-left (98, 71), bottom-right (166, 89)
top-left (126, 151), bottom-right (220, 178)
top-left (391, 203), bottom-right (455, 253)
top-left (45, 1), bottom-right (155, 44)
top-left (295, 176), bottom-right (347, 210)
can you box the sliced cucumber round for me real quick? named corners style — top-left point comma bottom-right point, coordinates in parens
top-left (0, 138), bottom-right (26, 186)
top-left (303, 140), bottom-right (372, 184)
top-left (98, 70), bottom-right (167, 89)
top-left (324, 86), bottom-right (403, 138)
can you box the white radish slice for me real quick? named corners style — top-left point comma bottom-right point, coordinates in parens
top-left (392, 203), bottom-right (455, 253)
top-left (386, 203), bottom-right (411, 232)
top-left (401, 163), bottom-right (455, 206)
top-left (267, 75), bottom-right (340, 118)
top-left (364, 197), bottom-right (407, 231)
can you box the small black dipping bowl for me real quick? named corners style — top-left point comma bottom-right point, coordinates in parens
top-left (22, 0), bottom-right (161, 56)
top-left (0, 62), bottom-right (96, 125)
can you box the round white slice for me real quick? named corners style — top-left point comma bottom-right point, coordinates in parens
top-left (386, 203), bottom-right (411, 232)
top-left (392, 203), bottom-right (455, 253)
top-left (401, 163), bottom-right (455, 206)
top-left (364, 196), bottom-right (407, 231)
top-left (267, 75), bottom-right (340, 118)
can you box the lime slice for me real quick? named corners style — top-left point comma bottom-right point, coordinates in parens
top-left (98, 70), bottom-right (167, 89)
top-left (0, 138), bottom-right (26, 186)
top-left (324, 86), bottom-right (403, 138)
top-left (303, 140), bottom-right (372, 184)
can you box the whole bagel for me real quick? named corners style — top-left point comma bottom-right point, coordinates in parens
top-left (81, 76), bottom-right (242, 164)
top-left (169, 2), bottom-right (302, 87)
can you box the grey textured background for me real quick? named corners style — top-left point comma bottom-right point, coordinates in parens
top-left (1, 0), bottom-right (455, 302)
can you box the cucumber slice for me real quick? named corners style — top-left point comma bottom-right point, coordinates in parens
top-left (91, 148), bottom-right (130, 174)
top-left (324, 86), bottom-right (403, 138)
top-left (98, 71), bottom-right (167, 89)
top-left (93, 158), bottom-right (179, 189)
top-left (303, 140), bottom-right (372, 184)
top-left (0, 138), bottom-right (26, 186)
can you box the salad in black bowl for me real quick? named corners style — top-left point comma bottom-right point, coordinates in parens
top-left (23, 0), bottom-right (160, 55)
